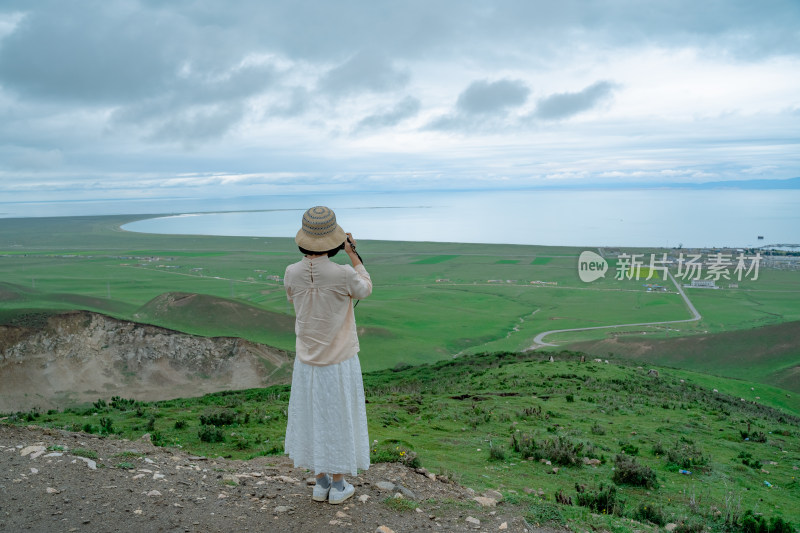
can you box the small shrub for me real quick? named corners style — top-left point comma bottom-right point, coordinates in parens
top-left (565, 394), bottom-right (575, 403)
top-left (174, 420), bottom-right (187, 430)
top-left (738, 451), bottom-right (762, 470)
top-left (370, 441), bottom-right (420, 468)
top-left (150, 431), bottom-right (166, 447)
top-left (99, 417), bottom-right (114, 434)
top-left (631, 502), bottom-right (666, 526)
top-left (198, 425), bottom-right (225, 443)
top-left (665, 440), bottom-right (709, 469)
top-left (488, 443), bottom-right (507, 462)
top-left (510, 433), bottom-right (587, 466)
top-left (619, 440), bottom-right (639, 455)
top-left (740, 510), bottom-right (794, 533)
top-left (199, 409), bottom-right (240, 427)
top-left (110, 396), bottom-right (138, 411)
top-left (612, 454), bottom-right (658, 488)
top-left (146, 416), bottom-right (156, 432)
top-left (652, 441), bottom-right (667, 456)
top-left (555, 489), bottom-right (572, 505)
top-left (575, 483), bottom-right (624, 516)
top-left (526, 501), bottom-right (566, 526)
top-left (233, 433), bottom-right (251, 450)
top-left (590, 423), bottom-right (606, 435)
top-left (116, 461), bottom-right (135, 470)
top-left (675, 519), bottom-right (705, 533)
top-left (82, 423), bottom-right (96, 434)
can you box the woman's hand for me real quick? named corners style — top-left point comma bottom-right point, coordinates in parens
top-left (344, 233), bottom-right (362, 266)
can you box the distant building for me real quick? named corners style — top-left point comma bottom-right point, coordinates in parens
top-left (689, 279), bottom-right (717, 288)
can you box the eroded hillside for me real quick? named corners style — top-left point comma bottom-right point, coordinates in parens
top-left (0, 311), bottom-right (292, 411)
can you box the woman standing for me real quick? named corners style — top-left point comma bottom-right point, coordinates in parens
top-left (283, 206), bottom-right (372, 504)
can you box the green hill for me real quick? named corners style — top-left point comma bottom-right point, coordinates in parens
top-left (133, 292), bottom-right (296, 348)
top-left (5, 351), bottom-right (799, 532)
top-left (566, 321), bottom-right (800, 393)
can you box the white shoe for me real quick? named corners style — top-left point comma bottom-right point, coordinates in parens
top-left (312, 475), bottom-right (331, 502)
top-left (328, 480), bottom-right (354, 505)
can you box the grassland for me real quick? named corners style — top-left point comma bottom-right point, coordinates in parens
top-left (4, 352), bottom-right (798, 532)
top-left (1, 215), bottom-right (798, 385)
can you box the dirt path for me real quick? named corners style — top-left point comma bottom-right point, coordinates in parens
top-left (527, 271), bottom-right (702, 349)
top-left (0, 424), bottom-right (543, 532)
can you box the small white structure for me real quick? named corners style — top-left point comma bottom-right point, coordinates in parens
top-left (689, 279), bottom-right (717, 289)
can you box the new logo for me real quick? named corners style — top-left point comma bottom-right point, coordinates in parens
top-left (578, 251), bottom-right (608, 283)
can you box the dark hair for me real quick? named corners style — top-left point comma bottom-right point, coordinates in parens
top-left (299, 242), bottom-right (345, 257)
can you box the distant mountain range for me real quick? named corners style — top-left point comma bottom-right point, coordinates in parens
top-left (520, 176), bottom-right (800, 191)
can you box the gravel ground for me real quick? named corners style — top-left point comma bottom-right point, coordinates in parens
top-left (0, 424), bottom-right (544, 532)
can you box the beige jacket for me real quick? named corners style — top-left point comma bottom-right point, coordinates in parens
top-left (284, 256), bottom-right (372, 366)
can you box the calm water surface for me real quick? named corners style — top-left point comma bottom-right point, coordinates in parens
top-left (118, 189), bottom-right (800, 248)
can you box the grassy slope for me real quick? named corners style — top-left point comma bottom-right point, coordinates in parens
top-left (566, 322), bottom-right (800, 394)
top-left (4, 352), bottom-right (799, 531)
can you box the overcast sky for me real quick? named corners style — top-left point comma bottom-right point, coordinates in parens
top-left (0, 0), bottom-right (798, 204)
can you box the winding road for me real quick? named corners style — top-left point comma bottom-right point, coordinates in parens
top-left (528, 271), bottom-right (702, 349)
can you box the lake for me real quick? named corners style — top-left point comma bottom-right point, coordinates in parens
top-left (116, 189), bottom-right (800, 249)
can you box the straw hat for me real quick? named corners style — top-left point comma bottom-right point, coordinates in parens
top-left (295, 206), bottom-right (347, 252)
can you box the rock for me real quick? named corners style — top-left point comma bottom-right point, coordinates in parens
top-left (274, 506), bottom-right (291, 514)
top-left (133, 509), bottom-right (143, 515)
top-left (376, 527), bottom-right (395, 533)
top-left (466, 516), bottom-right (481, 528)
top-left (393, 493), bottom-right (404, 499)
top-left (665, 523), bottom-right (678, 532)
top-left (484, 489), bottom-right (503, 501)
top-left (140, 433), bottom-right (151, 442)
top-left (583, 457), bottom-right (601, 466)
top-left (499, 522), bottom-right (508, 530)
top-left (76, 457), bottom-right (97, 470)
top-left (152, 473), bottom-right (165, 480)
top-left (394, 483), bottom-right (418, 500)
top-left (473, 496), bottom-right (497, 507)
top-left (551, 467), bottom-right (559, 474)
top-left (222, 474), bottom-right (239, 485)
top-left (46, 487), bottom-right (59, 494)
top-left (336, 511), bottom-right (349, 518)
top-left (132, 474), bottom-right (145, 480)
top-left (376, 481), bottom-right (396, 491)
top-left (20, 445), bottom-right (46, 457)
top-left (146, 490), bottom-right (162, 497)
top-left (358, 494), bottom-right (370, 503)
top-left (306, 477), bottom-right (317, 485)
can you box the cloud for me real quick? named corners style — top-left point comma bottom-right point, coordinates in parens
top-left (427, 78), bottom-right (530, 131)
top-left (533, 81), bottom-right (616, 120)
top-left (355, 96), bottom-right (421, 131)
top-left (456, 79), bottom-right (530, 115)
top-left (269, 86), bottom-right (312, 117)
top-left (318, 51), bottom-right (409, 97)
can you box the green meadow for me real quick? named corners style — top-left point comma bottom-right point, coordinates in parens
top-left (1, 215), bottom-right (798, 383)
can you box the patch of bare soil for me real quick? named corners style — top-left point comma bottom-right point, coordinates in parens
top-left (0, 311), bottom-right (291, 412)
top-left (0, 424), bottom-right (543, 532)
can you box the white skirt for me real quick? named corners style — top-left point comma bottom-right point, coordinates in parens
top-left (284, 354), bottom-right (370, 476)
